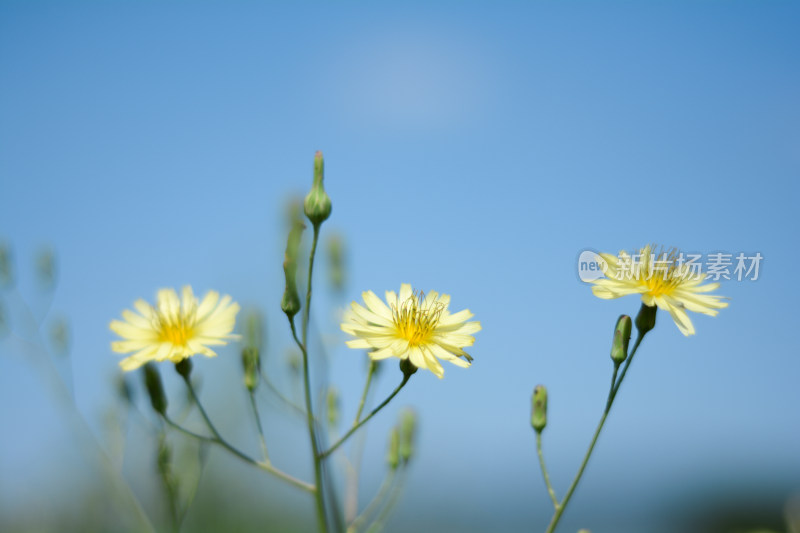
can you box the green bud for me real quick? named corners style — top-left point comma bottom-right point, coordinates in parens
top-left (244, 310), bottom-right (265, 351)
top-left (0, 242), bottom-right (12, 288)
top-left (303, 151), bottom-right (332, 227)
top-left (157, 435), bottom-right (172, 476)
top-left (610, 315), bottom-right (632, 364)
top-left (386, 426), bottom-right (400, 470)
top-left (531, 385), bottom-right (548, 433)
top-left (326, 233), bottom-right (346, 292)
top-left (174, 358), bottom-right (193, 380)
top-left (116, 374), bottom-right (135, 406)
top-left (286, 350), bottom-right (302, 376)
top-left (36, 247), bottom-right (57, 290)
top-left (326, 387), bottom-right (340, 427)
top-left (49, 316), bottom-right (70, 356)
top-left (0, 300), bottom-right (8, 338)
top-left (143, 363), bottom-right (167, 415)
top-left (635, 303), bottom-right (657, 335)
top-left (399, 357), bottom-right (418, 378)
top-left (242, 347), bottom-right (260, 391)
top-left (281, 218), bottom-right (305, 318)
top-left (399, 409), bottom-right (417, 464)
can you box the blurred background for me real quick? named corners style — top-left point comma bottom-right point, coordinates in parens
top-left (1, 1), bottom-right (799, 532)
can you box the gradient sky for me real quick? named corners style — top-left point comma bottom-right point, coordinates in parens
top-left (1, 2), bottom-right (799, 532)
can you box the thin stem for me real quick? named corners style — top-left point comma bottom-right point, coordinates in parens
top-left (321, 375), bottom-right (411, 459)
top-left (364, 468), bottom-right (408, 533)
top-left (260, 368), bottom-right (308, 417)
top-left (536, 432), bottom-right (558, 509)
top-left (544, 333), bottom-right (646, 533)
top-left (354, 360), bottom-right (377, 424)
top-left (174, 380), bottom-right (315, 493)
top-left (347, 470), bottom-right (396, 533)
top-left (291, 222), bottom-right (328, 533)
top-left (249, 391), bottom-right (270, 461)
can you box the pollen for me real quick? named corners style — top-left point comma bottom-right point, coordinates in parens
top-left (392, 291), bottom-right (444, 346)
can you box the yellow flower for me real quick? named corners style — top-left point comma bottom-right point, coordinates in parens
top-left (587, 245), bottom-right (728, 336)
top-left (341, 283), bottom-right (481, 378)
top-left (110, 286), bottom-right (240, 371)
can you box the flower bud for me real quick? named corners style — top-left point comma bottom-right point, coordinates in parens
top-left (143, 363), bottom-right (167, 415)
top-left (610, 315), bottom-right (632, 364)
top-left (326, 387), bottom-right (340, 427)
top-left (635, 303), bottom-right (657, 335)
top-left (157, 435), bottom-right (172, 475)
top-left (35, 247), bottom-right (57, 290)
top-left (386, 426), bottom-right (400, 470)
top-left (281, 219), bottom-right (305, 318)
top-left (244, 310), bottom-right (265, 352)
top-left (326, 233), bottom-right (346, 292)
top-left (175, 358), bottom-right (193, 380)
top-left (286, 350), bottom-right (302, 377)
top-left (0, 242), bottom-right (13, 288)
top-left (116, 374), bottom-right (135, 406)
top-left (242, 347), bottom-right (260, 391)
top-left (49, 316), bottom-right (70, 357)
top-left (531, 385), bottom-right (548, 433)
top-left (399, 357), bottom-right (418, 378)
top-left (303, 151), bottom-right (332, 227)
top-left (399, 409), bottom-right (417, 464)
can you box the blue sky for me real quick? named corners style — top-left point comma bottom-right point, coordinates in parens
top-left (1, 2), bottom-right (799, 532)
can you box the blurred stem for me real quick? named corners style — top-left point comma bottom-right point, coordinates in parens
top-left (170, 379), bottom-right (314, 493)
top-left (260, 368), bottom-right (308, 417)
top-left (249, 390), bottom-right (270, 461)
top-left (321, 375), bottom-right (411, 459)
top-left (354, 360), bottom-right (377, 424)
top-left (292, 223), bottom-right (329, 533)
top-left (543, 333), bottom-right (646, 533)
top-left (536, 433), bottom-right (558, 509)
top-left (363, 468), bottom-right (407, 533)
top-left (347, 470), bottom-right (396, 533)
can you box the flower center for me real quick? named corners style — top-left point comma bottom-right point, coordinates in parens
top-left (637, 246), bottom-right (686, 297)
top-left (156, 313), bottom-right (195, 346)
top-left (392, 291), bottom-right (444, 346)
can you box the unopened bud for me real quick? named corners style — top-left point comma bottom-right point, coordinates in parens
top-left (326, 387), bottom-right (340, 427)
top-left (116, 374), bottom-right (135, 406)
top-left (281, 218), bottom-right (304, 318)
top-left (244, 310), bottom-right (265, 351)
top-left (175, 358), bottom-right (193, 380)
top-left (287, 350), bottom-right (302, 376)
top-left (242, 347), bottom-right (260, 391)
top-left (635, 303), bottom-right (657, 335)
top-left (399, 409), bottom-right (417, 464)
top-left (49, 316), bottom-right (70, 356)
top-left (0, 242), bottom-right (12, 288)
top-left (326, 233), bottom-right (346, 292)
top-left (35, 247), bottom-right (57, 290)
top-left (143, 363), bottom-right (167, 415)
top-left (157, 436), bottom-right (172, 475)
top-left (386, 426), bottom-right (400, 470)
top-left (399, 357), bottom-right (417, 378)
top-left (531, 385), bottom-right (548, 433)
top-left (610, 315), bottom-right (632, 364)
top-left (303, 151), bottom-right (332, 227)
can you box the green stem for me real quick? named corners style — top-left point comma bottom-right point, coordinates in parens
top-left (260, 368), bottom-right (308, 417)
top-left (172, 381), bottom-right (315, 493)
top-left (321, 375), bottom-right (411, 459)
top-left (292, 223), bottom-right (328, 533)
top-left (536, 432), bottom-right (558, 509)
top-left (249, 391), bottom-right (270, 461)
top-left (354, 360), bottom-right (377, 424)
top-left (347, 470), bottom-right (396, 533)
top-left (543, 333), bottom-right (645, 533)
